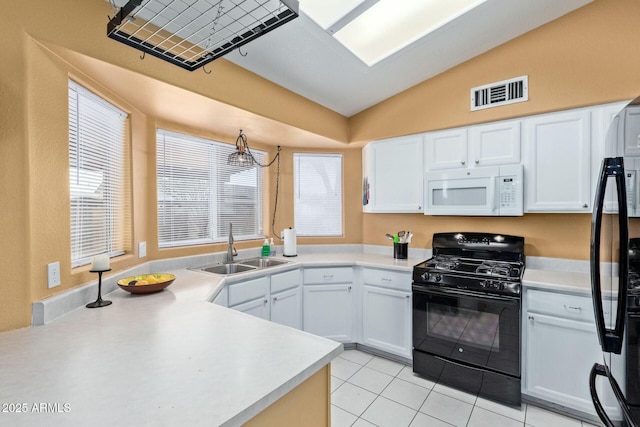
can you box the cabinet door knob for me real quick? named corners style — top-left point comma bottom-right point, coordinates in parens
top-left (475, 160), bottom-right (479, 164)
top-left (583, 203), bottom-right (588, 208)
top-left (528, 315), bottom-right (534, 321)
top-left (461, 160), bottom-right (466, 165)
top-left (405, 295), bottom-right (410, 299)
top-left (263, 299), bottom-right (268, 305)
top-left (273, 296), bottom-right (278, 302)
top-left (418, 206), bottom-right (422, 210)
top-left (348, 286), bottom-right (352, 292)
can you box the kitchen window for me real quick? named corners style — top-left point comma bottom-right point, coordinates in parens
top-left (68, 80), bottom-right (130, 268)
top-left (293, 153), bottom-right (343, 236)
top-left (156, 130), bottom-right (265, 247)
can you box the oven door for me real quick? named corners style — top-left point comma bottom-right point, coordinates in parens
top-left (412, 284), bottom-right (520, 377)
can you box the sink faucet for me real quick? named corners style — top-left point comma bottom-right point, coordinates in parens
top-left (226, 222), bottom-right (238, 263)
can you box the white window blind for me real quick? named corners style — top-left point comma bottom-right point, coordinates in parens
top-left (68, 80), bottom-right (130, 268)
top-left (293, 153), bottom-right (343, 237)
top-left (157, 130), bottom-right (265, 248)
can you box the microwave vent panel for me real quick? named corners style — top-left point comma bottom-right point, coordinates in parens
top-left (471, 76), bottom-right (528, 111)
top-left (106, 0), bottom-right (299, 71)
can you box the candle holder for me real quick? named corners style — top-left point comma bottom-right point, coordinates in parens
top-left (86, 269), bottom-right (112, 308)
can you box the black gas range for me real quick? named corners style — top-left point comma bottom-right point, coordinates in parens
top-left (412, 232), bottom-right (525, 407)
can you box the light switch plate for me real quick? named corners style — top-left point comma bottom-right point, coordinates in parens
top-left (47, 262), bottom-right (61, 288)
top-left (138, 241), bottom-right (147, 258)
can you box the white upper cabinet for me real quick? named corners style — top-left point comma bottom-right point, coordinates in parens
top-left (362, 134), bottom-right (424, 213)
top-left (623, 105), bottom-right (640, 156)
top-left (523, 109), bottom-right (592, 212)
top-left (425, 122), bottom-right (520, 171)
top-left (468, 120), bottom-right (521, 167)
top-left (424, 128), bottom-right (468, 170)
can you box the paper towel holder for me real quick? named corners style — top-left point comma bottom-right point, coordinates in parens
top-left (282, 227), bottom-right (297, 257)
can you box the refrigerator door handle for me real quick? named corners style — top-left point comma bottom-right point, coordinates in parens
top-left (590, 157), bottom-right (628, 354)
top-left (590, 363), bottom-right (638, 427)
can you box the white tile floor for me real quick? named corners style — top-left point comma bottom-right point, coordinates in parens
top-left (331, 349), bottom-right (602, 427)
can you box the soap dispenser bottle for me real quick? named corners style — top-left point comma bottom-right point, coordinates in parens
top-left (262, 239), bottom-right (270, 257)
top-left (269, 238), bottom-right (275, 256)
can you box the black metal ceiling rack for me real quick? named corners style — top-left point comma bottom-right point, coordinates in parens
top-left (107, 0), bottom-right (299, 71)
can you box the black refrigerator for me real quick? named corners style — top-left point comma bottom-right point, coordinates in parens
top-left (590, 97), bottom-right (640, 427)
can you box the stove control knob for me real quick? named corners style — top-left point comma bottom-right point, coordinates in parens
top-left (479, 281), bottom-right (486, 288)
top-left (434, 274), bottom-right (442, 282)
top-left (421, 273), bottom-right (430, 281)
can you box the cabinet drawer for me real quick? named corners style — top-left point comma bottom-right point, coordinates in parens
top-left (304, 267), bottom-right (353, 284)
top-left (271, 269), bottom-right (302, 294)
top-left (527, 289), bottom-right (595, 323)
top-left (362, 268), bottom-right (411, 292)
top-left (228, 276), bottom-right (269, 306)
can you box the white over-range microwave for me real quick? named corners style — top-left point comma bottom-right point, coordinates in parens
top-left (424, 164), bottom-right (524, 216)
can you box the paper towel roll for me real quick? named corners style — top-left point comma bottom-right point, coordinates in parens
top-left (283, 227), bottom-right (297, 257)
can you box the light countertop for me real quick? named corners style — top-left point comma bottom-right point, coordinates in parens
top-left (0, 267), bottom-right (342, 427)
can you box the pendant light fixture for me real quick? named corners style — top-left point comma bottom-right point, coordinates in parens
top-left (227, 129), bottom-right (280, 167)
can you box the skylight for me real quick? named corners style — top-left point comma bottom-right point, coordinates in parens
top-left (300, 0), bottom-right (488, 67)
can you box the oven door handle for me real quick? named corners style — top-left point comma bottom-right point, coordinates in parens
top-left (412, 285), bottom-right (519, 303)
top-left (433, 355), bottom-right (488, 373)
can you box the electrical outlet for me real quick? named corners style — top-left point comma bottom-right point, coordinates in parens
top-left (47, 262), bottom-right (61, 289)
top-left (138, 241), bottom-right (147, 258)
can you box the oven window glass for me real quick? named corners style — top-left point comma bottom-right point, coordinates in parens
top-left (427, 302), bottom-right (499, 352)
top-left (432, 187), bottom-right (486, 206)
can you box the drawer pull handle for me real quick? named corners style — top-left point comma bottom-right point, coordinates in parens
top-left (324, 274), bottom-right (334, 280)
top-left (381, 277), bottom-right (392, 282)
top-left (564, 305), bottom-right (582, 311)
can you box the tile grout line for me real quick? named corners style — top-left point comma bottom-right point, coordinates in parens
top-left (335, 351), bottom-right (583, 427)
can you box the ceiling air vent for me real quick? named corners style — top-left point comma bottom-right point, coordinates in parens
top-left (471, 75), bottom-right (528, 111)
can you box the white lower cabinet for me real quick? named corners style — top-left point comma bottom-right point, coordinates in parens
top-left (524, 288), bottom-right (622, 420)
top-left (303, 284), bottom-right (353, 342)
top-left (231, 296), bottom-right (270, 320)
top-left (361, 284), bottom-right (412, 358)
top-left (227, 270), bottom-right (302, 328)
top-left (271, 287), bottom-right (302, 329)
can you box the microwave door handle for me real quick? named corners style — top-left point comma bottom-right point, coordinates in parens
top-left (590, 157), bottom-right (627, 354)
top-left (489, 178), bottom-right (496, 213)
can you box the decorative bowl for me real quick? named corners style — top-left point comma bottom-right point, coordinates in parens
top-left (117, 273), bottom-right (176, 294)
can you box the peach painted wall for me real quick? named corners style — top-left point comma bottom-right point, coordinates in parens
top-left (352, 0), bottom-right (640, 261)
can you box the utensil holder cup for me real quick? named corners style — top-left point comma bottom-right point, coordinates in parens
top-left (393, 242), bottom-right (408, 259)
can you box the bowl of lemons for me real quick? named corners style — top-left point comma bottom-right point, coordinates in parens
top-left (117, 273), bottom-right (176, 294)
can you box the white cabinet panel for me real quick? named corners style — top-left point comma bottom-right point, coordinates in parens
top-left (468, 120), bottom-right (520, 167)
top-left (424, 128), bottom-right (468, 170)
top-left (523, 109), bottom-right (591, 212)
top-left (363, 135), bottom-right (424, 213)
top-left (271, 269), bottom-right (302, 294)
top-left (227, 276), bottom-right (269, 306)
top-left (361, 284), bottom-right (411, 358)
top-left (303, 284), bottom-right (353, 342)
top-left (230, 296), bottom-right (270, 321)
top-left (623, 105), bottom-right (640, 156)
top-left (303, 267), bottom-right (353, 285)
top-left (271, 287), bottom-right (302, 330)
top-left (524, 312), bottom-right (620, 418)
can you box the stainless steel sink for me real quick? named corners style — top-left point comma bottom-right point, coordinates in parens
top-left (240, 258), bottom-right (289, 268)
top-left (200, 263), bottom-right (256, 275)
top-left (192, 257), bottom-right (290, 276)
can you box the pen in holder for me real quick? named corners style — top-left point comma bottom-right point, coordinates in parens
top-left (86, 269), bottom-right (112, 308)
